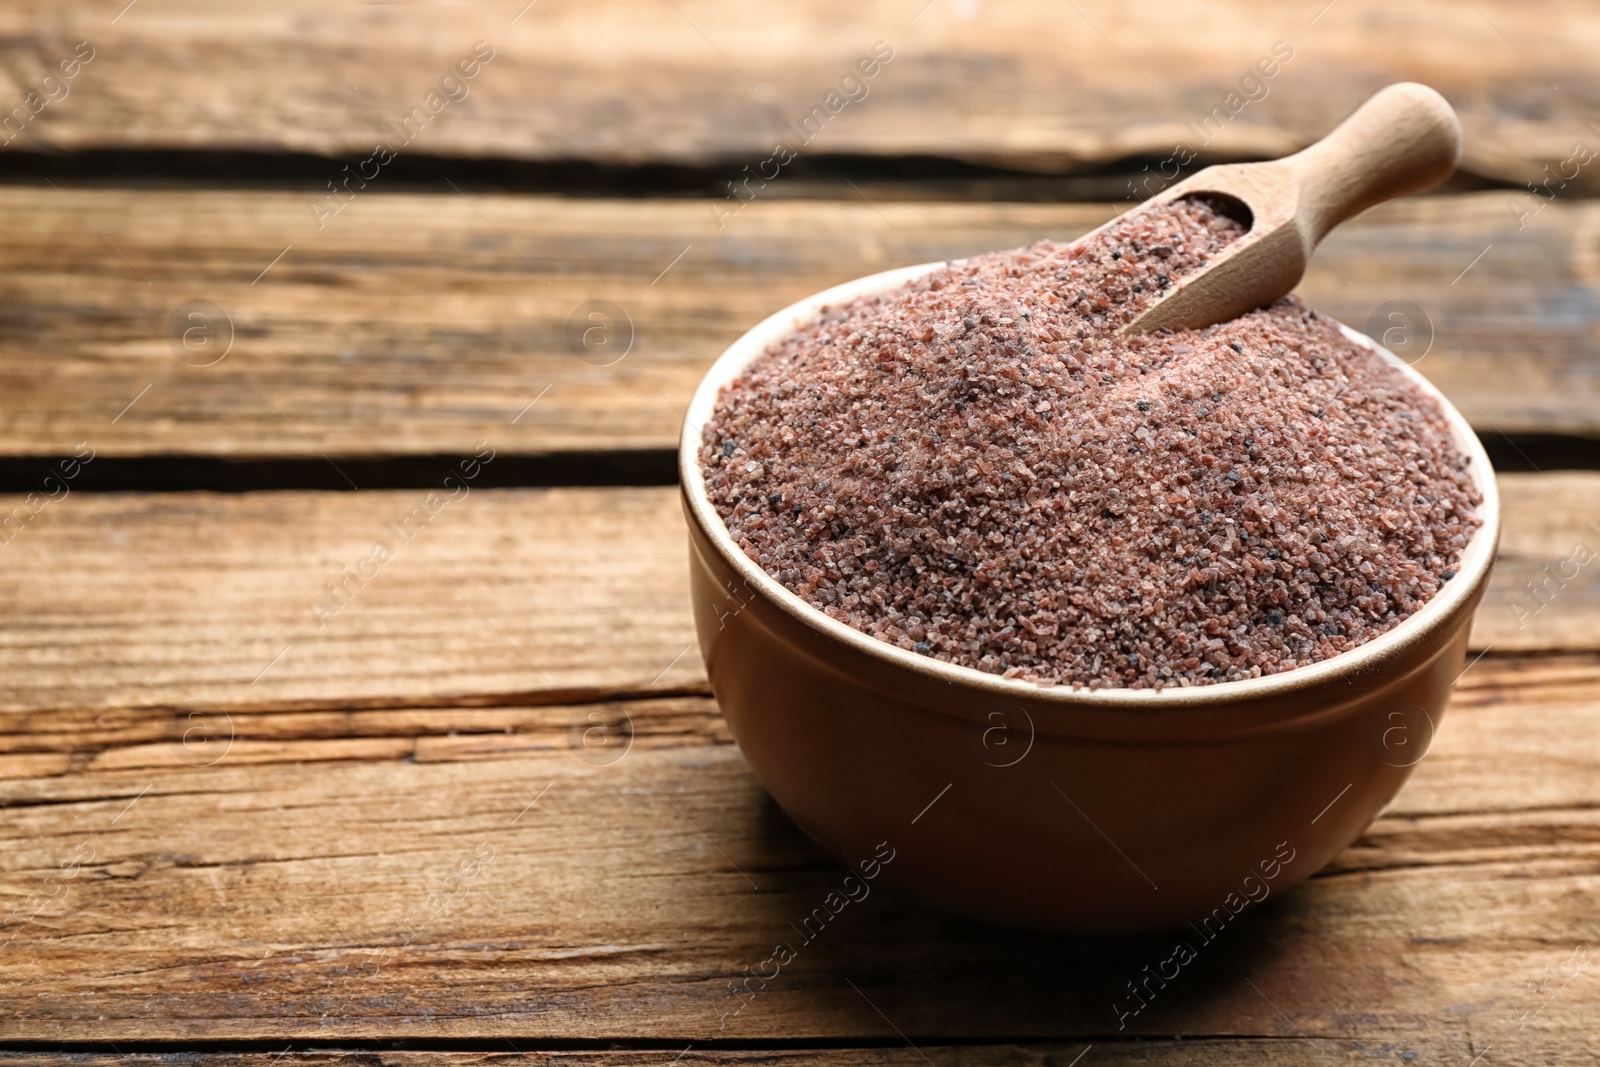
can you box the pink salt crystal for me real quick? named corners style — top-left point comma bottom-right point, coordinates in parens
top-left (700, 197), bottom-right (1482, 689)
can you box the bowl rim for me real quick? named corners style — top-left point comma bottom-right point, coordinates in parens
top-left (678, 258), bottom-right (1501, 710)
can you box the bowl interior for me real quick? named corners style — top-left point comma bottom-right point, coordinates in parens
top-left (679, 258), bottom-right (1501, 709)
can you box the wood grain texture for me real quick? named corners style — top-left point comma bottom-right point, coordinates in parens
top-left (0, 0), bottom-right (1592, 186)
top-left (2, 189), bottom-right (1599, 459)
top-left (0, 475), bottom-right (1595, 714)
top-left (0, 1046), bottom-right (1521, 1066)
top-left (0, 487), bottom-right (704, 713)
top-left (0, 653), bottom-right (1594, 1054)
top-left (1482, 474), bottom-right (1600, 651)
top-left (2, 5), bottom-right (1594, 1056)
top-left (0, 190), bottom-right (1102, 458)
top-left (0, 1046), bottom-right (1566, 1067)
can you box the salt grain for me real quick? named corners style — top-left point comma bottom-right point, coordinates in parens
top-left (701, 197), bottom-right (1482, 689)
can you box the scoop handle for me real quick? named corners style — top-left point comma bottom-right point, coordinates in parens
top-left (1285, 82), bottom-right (1462, 243)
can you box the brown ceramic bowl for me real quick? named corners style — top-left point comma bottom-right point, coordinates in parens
top-left (679, 262), bottom-right (1500, 934)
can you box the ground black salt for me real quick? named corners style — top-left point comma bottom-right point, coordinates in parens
top-left (699, 197), bottom-right (1483, 689)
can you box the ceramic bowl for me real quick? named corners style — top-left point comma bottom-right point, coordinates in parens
top-left (679, 261), bottom-right (1500, 934)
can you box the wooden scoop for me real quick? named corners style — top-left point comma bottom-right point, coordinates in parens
top-left (1122, 83), bottom-right (1462, 335)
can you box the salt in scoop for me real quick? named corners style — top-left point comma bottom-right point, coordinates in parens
top-left (1122, 82), bottom-right (1462, 335)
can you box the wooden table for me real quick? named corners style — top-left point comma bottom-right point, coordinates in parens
top-left (2, 3), bottom-right (1598, 1063)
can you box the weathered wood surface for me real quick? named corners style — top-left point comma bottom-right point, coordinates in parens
top-left (0, 651), bottom-right (1594, 1052)
top-left (1, 2), bottom-right (1593, 1060)
top-left (0, 0), bottom-right (1593, 187)
top-left (1491, 474), bottom-right (1600, 651)
top-left (0, 487), bottom-right (703, 713)
top-left (2, 189), bottom-right (1598, 459)
top-left (0, 474), bottom-right (1593, 714)
top-left (0, 479), bottom-right (1595, 1055)
top-left (0, 1046), bottom-right (1527, 1066)
top-left (0, 1044), bottom-right (1566, 1067)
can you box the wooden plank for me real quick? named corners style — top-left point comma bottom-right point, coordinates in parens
top-left (0, 696), bottom-right (732, 769)
top-left (0, 1045), bottom-right (1509, 1065)
top-left (0, 653), bottom-right (1594, 1052)
top-left (0, 1044), bottom-right (1522, 1065)
top-left (0, 487), bottom-right (704, 713)
top-left (1479, 474), bottom-right (1600, 652)
top-left (2, 190), bottom-right (1596, 461)
top-left (0, 190), bottom-right (1099, 459)
top-left (0, 0), bottom-right (1591, 185)
top-left (0, 474), bottom-right (1595, 714)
